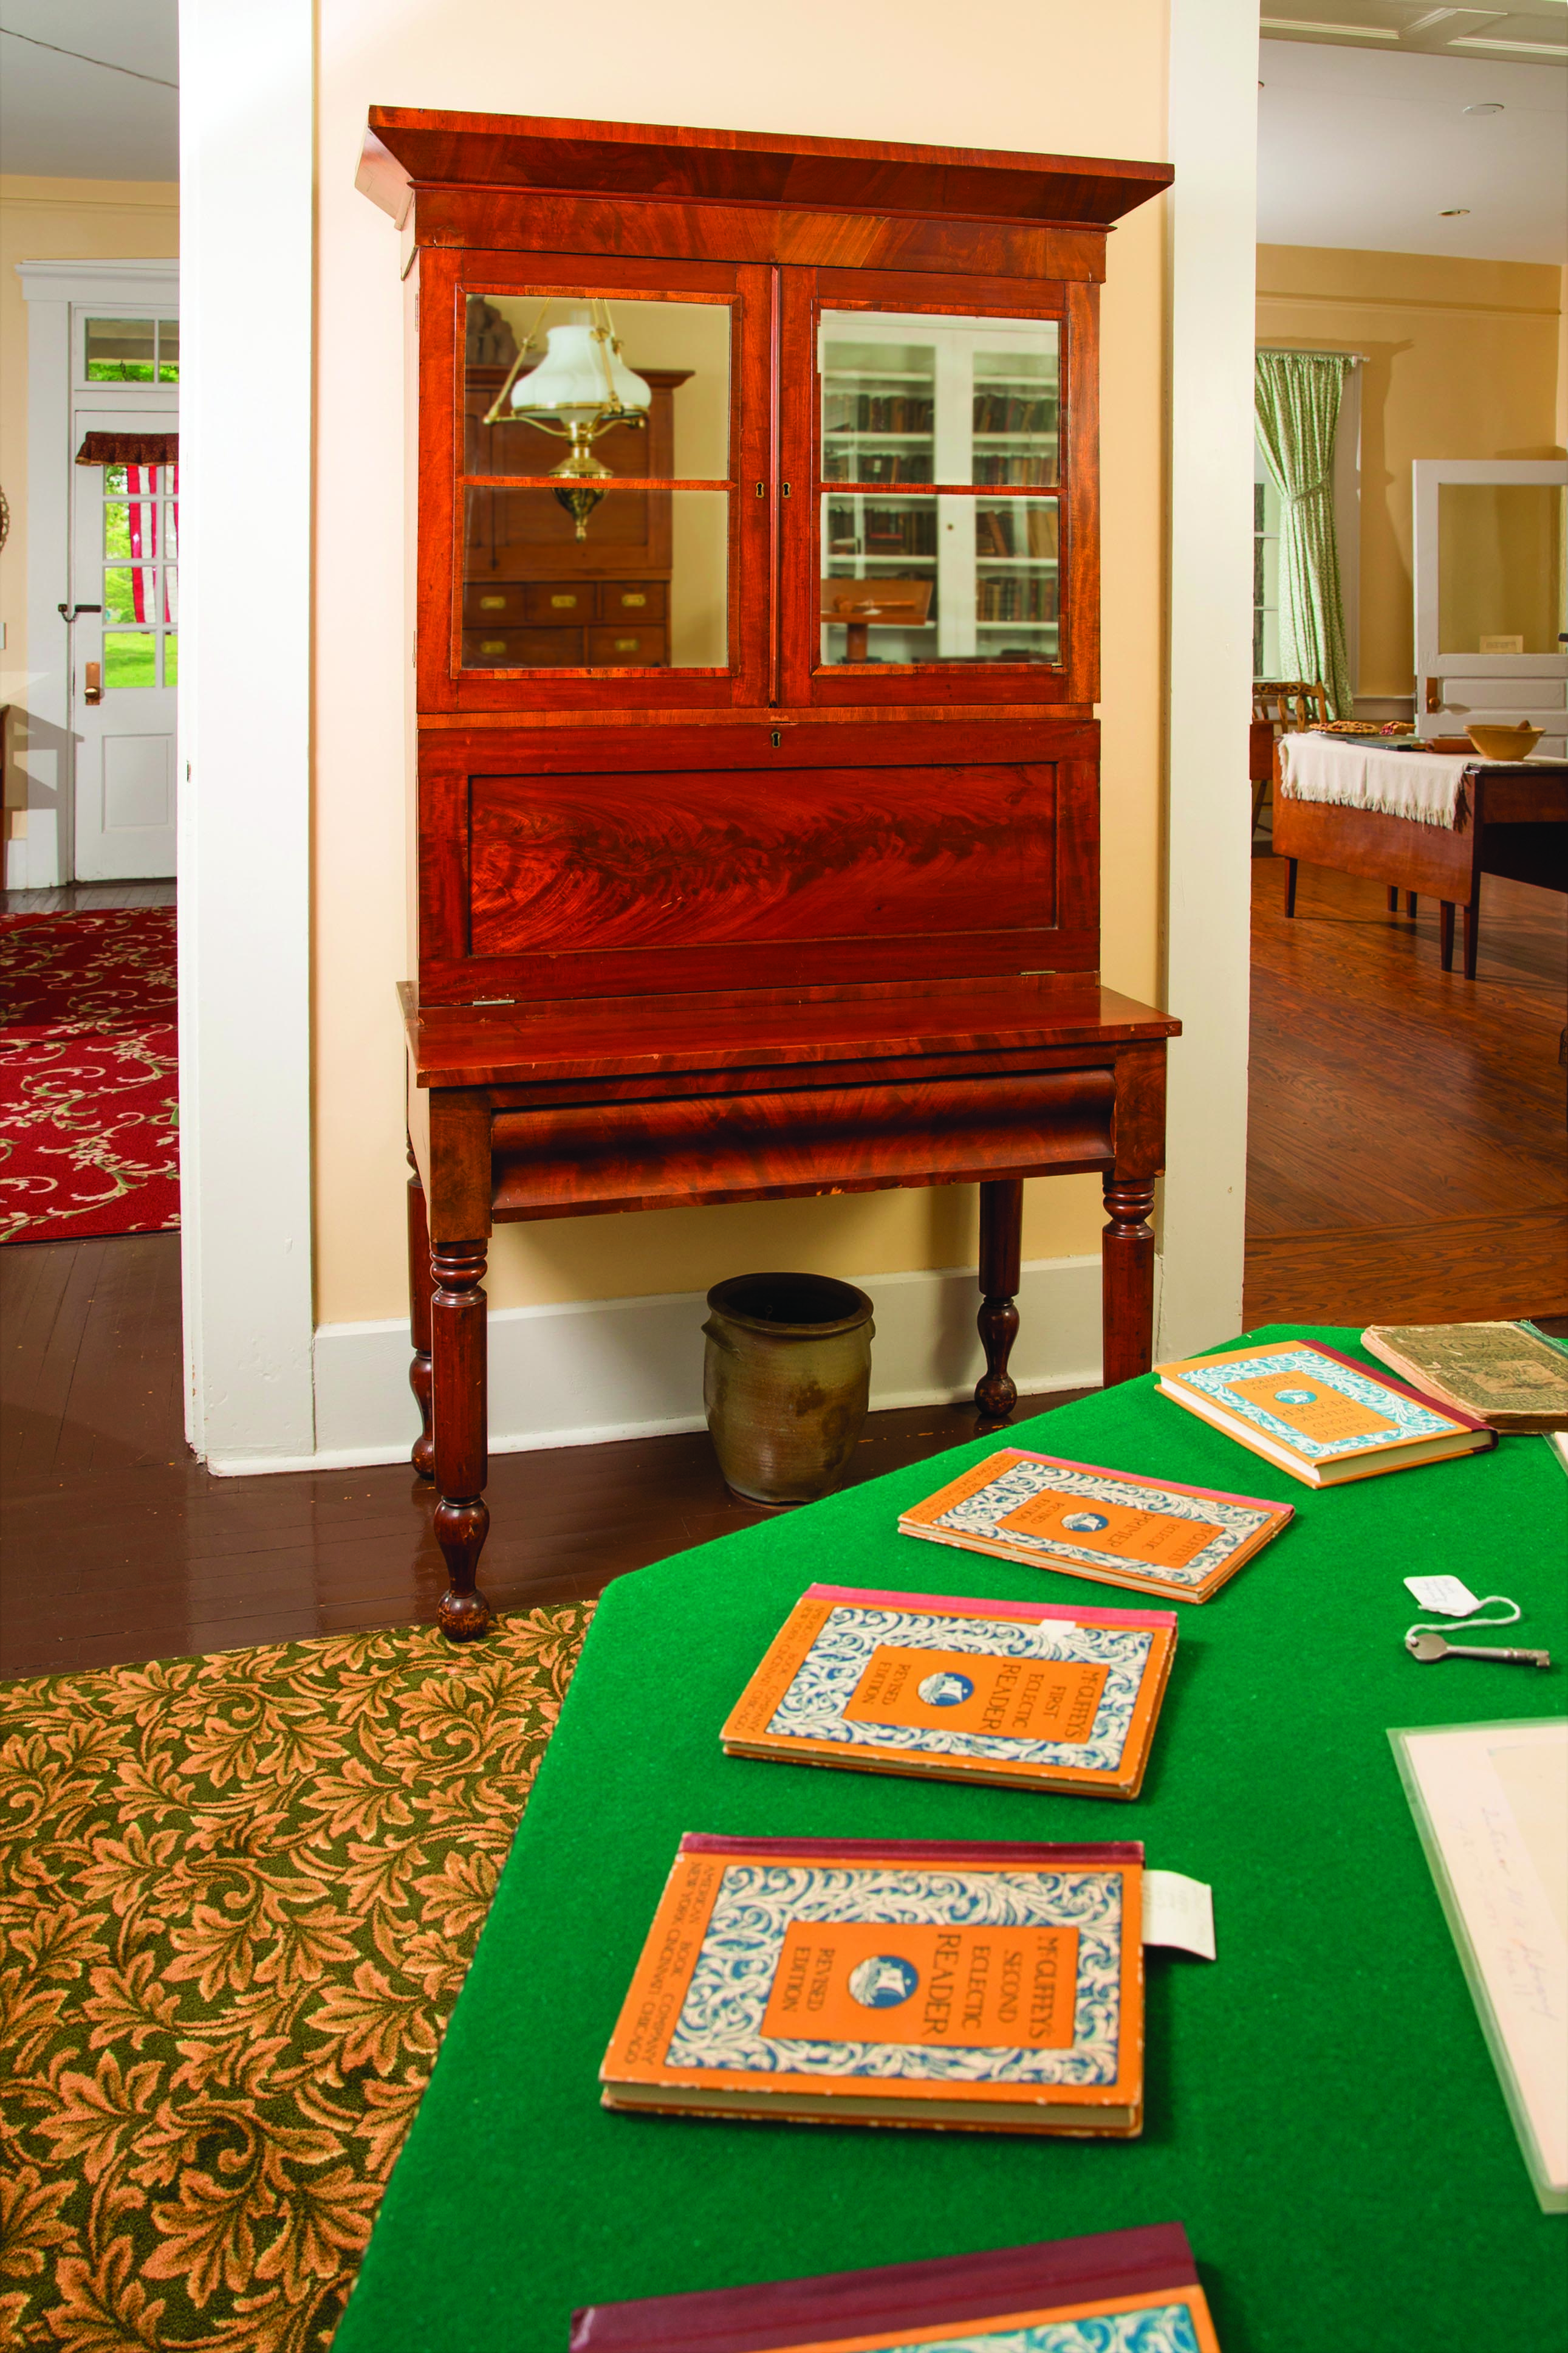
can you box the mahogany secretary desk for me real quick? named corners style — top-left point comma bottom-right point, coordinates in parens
top-left (358, 109), bottom-right (1179, 1639)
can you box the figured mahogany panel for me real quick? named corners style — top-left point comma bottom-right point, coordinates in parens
top-left (468, 762), bottom-right (1056, 957)
top-left (488, 1066), bottom-right (1118, 1220)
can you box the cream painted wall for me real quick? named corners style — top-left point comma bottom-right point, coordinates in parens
top-left (0, 177), bottom-right (179, 828)
top-left (314, 0), bottom-right (1172, 1325)
top-left (1256, 244), bottom-right (1564, 700)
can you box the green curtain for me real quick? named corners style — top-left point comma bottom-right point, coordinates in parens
top-left (1255, 349), bottom-right (1353, 718)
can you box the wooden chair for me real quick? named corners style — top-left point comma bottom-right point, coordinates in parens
top-left (1250, 679), bottom-right (1329, 836)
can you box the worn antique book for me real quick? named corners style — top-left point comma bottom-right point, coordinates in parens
top-left (1391, 1719), bottom-right (1567, 2213)
top-left (898, 1450), bottom-right (1292, 1602)
top-left (570, 2221), bottom-right (1221, 2351)
top-left (721, 1585), bottom-right (1176, 1799)
top-left (600, 1834), bottom-right (1144, 2137)
top-left (1362, 1321), bottom-right (1568, 1434)
top-left (1155, 1339), bottom-right (1494, 1488)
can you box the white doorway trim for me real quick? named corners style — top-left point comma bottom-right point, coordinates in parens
top-left (1158, 1), bottom-right (1261, 1359)
top-left (178, 0), bottom-right (316, 1465)
top-left (14, 258), bottom-right (180, 890)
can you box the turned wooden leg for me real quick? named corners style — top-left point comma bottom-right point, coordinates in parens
top-left (1284, 858), bottom-right (1298, 917)
top-left (406, 1152), bottom-right (434, 1481)
top-left (975, 1176), bottom-right (1024, 1423)
top-left (1101, 1176), bottom-right (1157, 1388)
top-left (1439, 900), bottom-right (1455, 970)
top-left (430, 1240), bottom-right (493, 1641)
top-left (1463, 891), bottom-right (1480, 980)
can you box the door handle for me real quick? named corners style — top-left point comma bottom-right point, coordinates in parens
top-left (58, 603), bottom-right (103, 623)
top-left (84, 662), bottom-right (103, 706)
top-left (1425, 676), bottom-right (1443, 713)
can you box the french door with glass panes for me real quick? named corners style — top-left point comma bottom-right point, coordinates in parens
top-left (70, 408), bottom-right (178, 878)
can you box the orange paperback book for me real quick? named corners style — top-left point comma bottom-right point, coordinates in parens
top-left (899, 1452), bottom-right (1291, 1602)
top-left (721, 1585), bottom-right (1176, 1798)
top-left (1155, 1339), bottom-right (1494, 1488)
top-left (600, 1834), bottom-right (1143, 2136)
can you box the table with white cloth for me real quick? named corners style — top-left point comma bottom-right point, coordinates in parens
top-left (1273, 732), bottom-right (1568, 975)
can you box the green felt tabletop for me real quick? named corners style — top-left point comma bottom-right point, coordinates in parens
top-left (334, 1327), bottom-right (1567, 2353)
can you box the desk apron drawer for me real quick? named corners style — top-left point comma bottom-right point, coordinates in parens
top-left (490, 1068), bottom-right (1116, 1218)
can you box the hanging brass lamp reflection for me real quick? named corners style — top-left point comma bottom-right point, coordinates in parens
top-left (482, 300), bottom-right (651, 540)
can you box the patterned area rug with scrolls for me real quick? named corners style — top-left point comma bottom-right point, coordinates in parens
top-left (0, 909), bottom-right (179, 1244)
top-left (0, 1606), bottom-right (593, 2349)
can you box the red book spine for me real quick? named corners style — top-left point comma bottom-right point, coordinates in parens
top-left (677, 1833), bottom-right (1144, 1867)
top-left (570, 2222), bottom-right (1200, 2352)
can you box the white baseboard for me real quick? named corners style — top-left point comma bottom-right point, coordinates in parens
top-left (204, 1253), bottom-right (1116, 1476)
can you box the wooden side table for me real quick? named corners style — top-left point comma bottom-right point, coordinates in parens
top-left (403, 977), bottom-right (1180, 1638)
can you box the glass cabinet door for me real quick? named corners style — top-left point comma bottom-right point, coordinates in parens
top-left (453, 281), bottom-right (748, 690)
top-left (808, 304), bottom-right (1064, 692)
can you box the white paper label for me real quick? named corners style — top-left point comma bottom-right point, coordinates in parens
top-left (1405, 1575), bottom-right (1482, 1618)
top-left (1142, 1869), bottom-right (1216, 1961)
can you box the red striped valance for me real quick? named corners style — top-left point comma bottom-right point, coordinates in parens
top-left (75, 432), bottom-right (179, 467)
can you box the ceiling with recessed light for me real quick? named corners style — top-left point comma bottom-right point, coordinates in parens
top-left (1258, 36), bottom-right (1568, 259)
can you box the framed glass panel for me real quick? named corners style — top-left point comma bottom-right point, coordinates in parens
top-left (103, 566), bottom-right (159, 625)
top-left (103, 633), bottom-right (157, 689)
top-left (1438, 483), bottom-right (1566, 656)
top-left (459, 292), bottom-right (733, 672)
top-left (157, 320), bottom-right (180, 382)
top-left (85, 318), bottom-right (157, 382)
top-left (460, 488), bottom-right (727, 670)
top-left (816, 309), bottom-right (1063, 671)
top-left (104, 501), bottom-right (157, 562)
top-left (163, 633), bottom-right (179, 685)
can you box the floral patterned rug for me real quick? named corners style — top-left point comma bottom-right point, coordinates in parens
top-left (0, 909), bottom-right (179, 1244)
top-left (0, 1606), bottom-right (592, 2349)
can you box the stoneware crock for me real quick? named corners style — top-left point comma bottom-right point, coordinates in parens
top-left (703, 1271), bottom-right (875, 1506)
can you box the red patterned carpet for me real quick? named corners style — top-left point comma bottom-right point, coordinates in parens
top-left (0, 909), bottom-right (179, 1243)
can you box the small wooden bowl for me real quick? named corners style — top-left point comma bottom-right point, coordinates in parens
top-left (1467, 722), bottom-right (1542, 761)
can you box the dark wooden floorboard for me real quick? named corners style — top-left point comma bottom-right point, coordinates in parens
top-left (1, 1229), bottom-right (1082, 1679)
top-left (1244, 857), bottom-right (1566, 1324)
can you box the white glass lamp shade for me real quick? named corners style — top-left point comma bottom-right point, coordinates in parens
top-left (510, 323), bottom-right (651, 422)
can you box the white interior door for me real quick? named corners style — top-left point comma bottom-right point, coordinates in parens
top-left (1413, 458), bottom-right (1567, 757)
top-left (69, 402), bottom-right (179, 879)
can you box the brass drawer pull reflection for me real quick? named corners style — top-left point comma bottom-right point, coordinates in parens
top-left (618, 593), bottom-right (646, 608)
top-left (614, 636), bottom-right (640, 651)
top-left (550, 594), bottom-right (579, 609)
top-left (479, 594), bottom-right (505, 610)
top-left (479, 639), bottom-right (507, 654)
